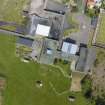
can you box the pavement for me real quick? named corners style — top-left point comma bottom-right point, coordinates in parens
top-left (64, 12), bottom-right (92, 45)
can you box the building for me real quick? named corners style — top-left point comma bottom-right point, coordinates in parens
top-left (61, 42), bottom-right (78, 55)
top-left (39, 38), bottom-right (59, 64)
top-left (27, 14), bottom-right (65, 40)
top-left (44, 0), bottom-right (67, 15)
top-left (75, 47), bottom-right (96, 74)
top-left (16, 0), bottom-right (96, 73)
top-left (26, 0), bottom-right (69, 40)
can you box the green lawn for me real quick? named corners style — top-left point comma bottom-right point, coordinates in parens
top-left (96, 13), bottom-right (105, 44)
top-left (0, 0), bottom-right (28, 23)
top-left (0, 34), bottom-right (94, 105)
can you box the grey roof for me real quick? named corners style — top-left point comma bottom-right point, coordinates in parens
top-left (17, 37), bottom-right (34, 47)
top-left (76, 47), bottom-right (96, 73)
top-left (49, 16), bottom-right (63, 40)
top-left (44, 0), bottom-right (67, 15)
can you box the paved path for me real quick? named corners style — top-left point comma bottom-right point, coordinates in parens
top-left (64, 13), bottom-right (91, 45)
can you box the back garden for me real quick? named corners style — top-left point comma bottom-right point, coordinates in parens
top-left (0, 34), bottom-right (94, 105)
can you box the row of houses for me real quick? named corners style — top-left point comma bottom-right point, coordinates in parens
top-left (17, 0), bottom-right (96, 74)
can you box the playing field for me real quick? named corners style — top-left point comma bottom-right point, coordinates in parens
top-left (0, 34), bottom-right (94, 105)
top-left (0, 0), bottom-right (28, 23)
top-left (96, 12), bottom-right (105, 44)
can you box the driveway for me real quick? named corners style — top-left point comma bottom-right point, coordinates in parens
top-left (65, 13), bottom-right (91, 45)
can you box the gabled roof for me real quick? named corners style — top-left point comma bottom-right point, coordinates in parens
top-left (76, 47), bottom-right (96, 73)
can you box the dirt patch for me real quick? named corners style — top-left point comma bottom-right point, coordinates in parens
top-left (70, 72), bottom-right (84, 92)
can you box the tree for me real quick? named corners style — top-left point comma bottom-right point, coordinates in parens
top-left (96, 97), bottom-right (105, 105)
top-left (81, 75), bottom-right (92, 99)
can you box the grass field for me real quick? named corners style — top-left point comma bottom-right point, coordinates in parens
top-left (96, 13), bottom-right (105, 44)
top-left (0, 0), bottom-right (28, 23)
top-left (0, 34), bottom-right (95, 105)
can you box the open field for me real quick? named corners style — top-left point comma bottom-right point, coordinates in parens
top-left (0, 0), bottom-right (29, 23)
top-left (0, 34), bottom-right (94, 105)
top-left (95, 13), bottom-right (105, 45)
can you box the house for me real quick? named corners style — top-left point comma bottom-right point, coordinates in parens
top-left (27, 14), bottom-right (64, 40)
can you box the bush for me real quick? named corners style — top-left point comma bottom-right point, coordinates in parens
top-left (96, 97), bottom-right (105, 105)
top-left (81, 75), bottom-right (92, 99)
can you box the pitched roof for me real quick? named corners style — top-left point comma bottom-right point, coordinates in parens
top-left (44, 0), bottom-right (67, 15)
top-left (76, 47), bottom-right (96, 73)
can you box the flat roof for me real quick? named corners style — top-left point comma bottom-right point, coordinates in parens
top-left (62, 42), bottom-right (78, 55)
top-left (36, 24), bottom-right (51, 36)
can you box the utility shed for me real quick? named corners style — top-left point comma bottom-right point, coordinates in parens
top-left (44, 0), bottom-right (67, 15)
top-left (75, 47), bottom-right (96, 73)
top-left (62, 42), bottom-right (78, 55)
